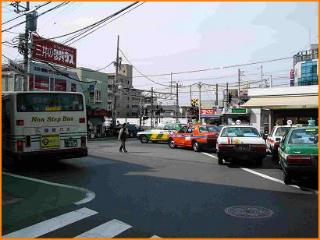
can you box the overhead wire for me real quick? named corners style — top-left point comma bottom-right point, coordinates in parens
top-left (2, 2), bottom-right (69, 32)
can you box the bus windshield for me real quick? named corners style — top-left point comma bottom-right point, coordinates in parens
top-left (17, 93), bottom-right (84, 112)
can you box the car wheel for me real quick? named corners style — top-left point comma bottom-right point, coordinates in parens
top-left (283, 172), bottom-right (291, 185)
top-left (169, 139), bottom-right (176, 149)
top-left (192, 141), bottom-right (200, 152)
top-left (140, 135), bottom-right (149, 143)
top-left (218, 154), bottom-right (223, 165)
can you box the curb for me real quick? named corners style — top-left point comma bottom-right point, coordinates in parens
top-left (3, 172), bottom-right (96, 205)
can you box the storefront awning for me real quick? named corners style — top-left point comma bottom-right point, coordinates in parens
top-left (242, 95), bottom-right (318, 109)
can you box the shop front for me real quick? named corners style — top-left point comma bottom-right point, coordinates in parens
top-left (242, 85), bottom-right (318, 134)
top-left (221, 108), bottom-right (251, 125)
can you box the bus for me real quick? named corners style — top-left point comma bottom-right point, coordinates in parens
top-left (2, 91), bottom-right (88, 162)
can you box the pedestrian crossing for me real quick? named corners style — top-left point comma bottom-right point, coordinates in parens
top-left (3, 207), bottom-right (160, 238)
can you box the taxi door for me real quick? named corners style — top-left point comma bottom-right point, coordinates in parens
top-left (183, 127), bottom-right (193, 147)
top-left (174, 126), bottom-right (187, 146)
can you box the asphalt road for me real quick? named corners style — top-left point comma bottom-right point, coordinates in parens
top-left (3, 138), bottom-right (318, 237)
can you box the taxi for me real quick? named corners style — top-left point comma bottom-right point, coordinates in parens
top-left (266, 124), bottom-right (293, 160)
top-left (278, 125), bottom-right (318, 184)
top-left (137, 122), bottom-right (184, 143)
top-left (168, 124), bottom-right (220, 152)
top-left (216, 121), bottom-right (266, 165)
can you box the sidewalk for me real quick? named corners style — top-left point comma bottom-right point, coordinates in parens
top-left (3, 173), bottom-right (87, 231)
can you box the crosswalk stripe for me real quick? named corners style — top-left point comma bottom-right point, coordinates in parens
top-left (75, 219), bottom-right (132, 238)
top-left (3, 208), bottom-right (97, 238)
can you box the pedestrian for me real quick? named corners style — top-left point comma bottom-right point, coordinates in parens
top-left (118, 123), bottom-right (129, 153)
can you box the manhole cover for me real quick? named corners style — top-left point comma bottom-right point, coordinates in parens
top-left (225, 205), bottom-right (273, 218)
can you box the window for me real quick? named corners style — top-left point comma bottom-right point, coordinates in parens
top-left (274, 127), bottom-right (290, 137)
top-left (34, 75), bottom-right (49, 90)
top-left (17, 93), bottom-right (84, 112)
top-left (71, 83), bottom-right (77, 92)
top-left (55, 79), bottom-right (67, 91)
top-left (289, 128), bottom-right (318, 144)
top-left (221, 127), bottom-right (260, 137)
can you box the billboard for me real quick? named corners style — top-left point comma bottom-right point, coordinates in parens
top-left (200, 108), bottom-right (216, 115)
top-left (31, 35), bottom-right (77, 68)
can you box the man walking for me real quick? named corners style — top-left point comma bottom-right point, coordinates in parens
top-left (118, 123), bottom-right (129, 153)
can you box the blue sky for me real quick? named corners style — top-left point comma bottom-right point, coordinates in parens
top-left (2, 2), bottom-right (318, 104)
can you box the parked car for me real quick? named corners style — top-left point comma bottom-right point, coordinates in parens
top-left (216, 124), bottom-right (266, 165)
top-left (278, 126), bottom-right (318, 184)
top-left (137, 123), bottom-right (185, 143)
top-left (266, 125), bottom-right (293, 160)
top-left (126, 124), bottom-right (144, 138)
top-left (168, 124), bottom-right (220, 152)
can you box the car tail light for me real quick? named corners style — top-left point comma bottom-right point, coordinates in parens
top-left (287, 155), bottom-right (311, 165)
top-left (219, 144), bottom-right (235, 149)
top-left (16, 140), bottom-right (24, 152)
top-left (25, 136), bottom-right (31, 147)
top-left (79, 117), bottom-right (86, 123)
top-left (16, 120), bottom-right (24, 126)
top-left (250, 144), bottom-right (266, 152)
top-left (81, 136), bottom-right (86, 147)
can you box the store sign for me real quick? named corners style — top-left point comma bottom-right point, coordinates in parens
top-left (231, 108), bottom-right (247, 114)
top-left (201, 109), bottom-right (216, 115)
top-left (32, 35), bottom-right (77, 68)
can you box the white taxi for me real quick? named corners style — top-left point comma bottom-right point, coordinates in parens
top-left (216, 123), bottom-right (266, 166)
top-left (266, 125), bottom-right (292, 160)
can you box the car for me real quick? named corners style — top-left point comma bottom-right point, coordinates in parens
top-left (126, 124), bottom-right (144, 138)
top-left (137, 123), bottom-right (185, 143)
top-left (168, 124), bottom-right (220, 152)
top-left (278, 126), bottom-right (318, 184)
top-left (216, 124), bottom-right (266, 166)
top-left (266, 125), bottom-right (293, 160)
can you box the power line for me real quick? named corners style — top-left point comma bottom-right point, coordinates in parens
top-left (131, 56), bottom-right (292, 78)
top-left (119, 49), bottom-right (170, 87)
top-left (38, 2), bottom-right (139, 42)
top-left (2, 2), bottom-right (69, 32)
top-left (2, 2), bottom-right (52, 25)
top-left (65, 2), bottom-right (145, 45)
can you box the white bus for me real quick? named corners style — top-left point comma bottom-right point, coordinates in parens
top-left (2, 91), bottom-right (88, 162)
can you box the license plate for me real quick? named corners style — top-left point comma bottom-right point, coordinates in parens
top-left (41, 134), bottom-right (60, 149)
top-left (65, 138), bottom-right (78, 147)
top-left (237, 144), bottom-right (249, 151)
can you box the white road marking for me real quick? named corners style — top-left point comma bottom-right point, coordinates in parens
top-left (202, 152), bottom-right (218, 159)
top-left (3, 208), bottom-right (97, 238)
top-left (75, 219), bottom-right (132, 238)
top-left (151, 235), bottom-right (161, 238)
top-left (3, 172), bottom-right (95, 205)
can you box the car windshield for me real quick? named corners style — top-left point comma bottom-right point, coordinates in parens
top-left (221, 127), bottom-right (260, 137)
top-left (275, 127), bottom-right (290, 137)
top-left (199, 126), bottom-right (219, 133)
top-left (288, 128), bottom-right (318, 145)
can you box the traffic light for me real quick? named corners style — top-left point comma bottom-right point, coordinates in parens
top-left (191, 98), bottom-right (199, 106)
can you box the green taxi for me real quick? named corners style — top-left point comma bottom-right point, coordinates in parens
top-left (137, 123), bottom-right (185, 143)
top-left (278, 126), bottom-right (318, 184)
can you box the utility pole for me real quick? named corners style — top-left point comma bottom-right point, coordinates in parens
top-left (198, 83), bottom-right (202, 123)
top-left (170, 72), bottom-right (173, 94)
top-left (260, 65), bottom-right (263, 86)
top-left (23, 2), bottom-right (30, 91)
top-left (112, 35), bottom-right (120, 127)
top-left (270, 75), bottom-right (273, 88)
top-left (176, 82), bottom-right (179, 123)
top-left (226, 82), bottom-right (229, 108)
top-left (151, 87), bottom-right (154, 128)
top-left (189, 84), bottom-right (192, 104)
top-left (238, 68), bottom-right (241, 107)
top-left (215, 83), bottom-right (218, 106)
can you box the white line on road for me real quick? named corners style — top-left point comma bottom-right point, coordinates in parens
top-left (151, 235), bottom-right (161, 238)
top-left (3, 172), bottom-right (95, 205)
top-left (75, 219), bottom-right (132, 238)
top-left (202, 152), bottom-right (218, 159)
top-left (3, 208), bottom-right (97, 238)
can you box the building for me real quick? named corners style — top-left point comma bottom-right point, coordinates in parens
top-left (69, 67), bottom-right (109, 130)
top-left (2, 61), bottom-right (82, 92)
top-left (242, 85), bottom-right (318, 133)
top-left (293, 44), bottom-right (318, 86)
top-left (107, 64), bottom-right (146, 118)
